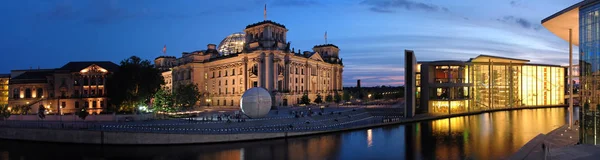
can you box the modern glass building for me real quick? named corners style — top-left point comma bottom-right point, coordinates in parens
top-left (414, 55), bottom-right (566, 115)
top-left (543, 0), bottom-right (600, 145)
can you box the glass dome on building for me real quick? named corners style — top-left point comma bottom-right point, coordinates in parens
top-left (217, 32), bottom-right (246, 56)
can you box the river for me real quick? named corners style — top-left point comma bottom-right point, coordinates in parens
top-left (0, 107), bottom-right (575, 160)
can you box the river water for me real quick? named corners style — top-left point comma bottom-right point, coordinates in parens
top-left (0, 107), bottom-right (574, 160)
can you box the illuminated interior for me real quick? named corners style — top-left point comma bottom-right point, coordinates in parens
top-left (0, 78), bottom-right (8, 105)
top-left (419, 55), bottom-right (566, 114)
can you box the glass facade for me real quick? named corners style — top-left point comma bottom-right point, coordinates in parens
top-left (472, 64), bottom-right (565, 110)
top-left (579, 2), bottom-right (600, 145)
top-left (418, 59), bottom-right (565, 115)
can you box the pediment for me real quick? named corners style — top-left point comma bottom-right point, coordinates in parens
top-left (309, 52), bottom-right (324, 62)
top-left (80, 64), bottom-right (108, 74)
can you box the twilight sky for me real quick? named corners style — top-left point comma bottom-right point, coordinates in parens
top-left (0, 0), bottom-right (580, 87)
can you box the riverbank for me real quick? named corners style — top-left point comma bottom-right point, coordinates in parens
top-left (508, 124), bottom-right (579, 160)
top-left (0, 105), bottom-right (567, 145)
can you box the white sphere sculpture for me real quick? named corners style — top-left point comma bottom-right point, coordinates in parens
top-left (240, 87), bottom-right (272, 118)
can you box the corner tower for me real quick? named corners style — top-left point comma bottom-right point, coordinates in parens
top-left (244, 20), bottom-right (288, 51)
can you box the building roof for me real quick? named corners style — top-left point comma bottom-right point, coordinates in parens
top-left (58, 61), bottom-right (119, 72)
top-left (467, 54), bottom-right (530, 63)
top-left (0, 74), bottom-right (9, 78)
top-left (155, 56), bottom-right (176, 60)
top-left (313, 44), bottom-right (339, 49)
top-left (541, 0), bottom-right (599, 46)
top-left (245, 20), bottom-right (286, 29)
top-left (10, 70), bottom-right (54, 84)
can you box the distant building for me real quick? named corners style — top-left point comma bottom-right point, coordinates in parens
top-left (155, 20), bottom-right (344, 108)
top-left (408, 54), bottom-right (566, 114)
top-left (0, 74), bottom-right (9, 106)
top-left (8, 62), bottom-right (119, 114)
top-left (357, 79), bottom-right (361, 88)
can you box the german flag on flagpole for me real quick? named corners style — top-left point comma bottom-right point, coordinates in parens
top-left (162, 45), bottom-right (167, 55)
top-left (264, 4), bottom-right (267, 20)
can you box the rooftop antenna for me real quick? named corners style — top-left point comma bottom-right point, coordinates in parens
top-left (264, 4), bottom-right (267, 20)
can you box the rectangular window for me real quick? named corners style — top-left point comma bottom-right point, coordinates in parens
top-left (75, 101), bottom-right (79, 108)
top-left (93, 101), bottom-right (97, 108)
top-left (100, 101), bottom-right (104, 108)
top-left (232, 69), bottom-right (235, 75)
top-left (61, 102), bottom-right (66, 108)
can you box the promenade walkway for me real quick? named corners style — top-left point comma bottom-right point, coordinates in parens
top-left (509, 125), bottom-right (579, 160)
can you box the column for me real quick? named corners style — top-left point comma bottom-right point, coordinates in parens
top-left (568, 28), bottom-right (573, 128)
top-left (266, 53), bottom-right (274, 91)
top-left (102, 76), bottom-right (106, 96)
top-left (258, 56), bottom-right (263, 88)
top-left (78, 76), bottom-right (83, 97)
top-left (95, 76), bottom-right (99, 97)
top-left (307, 65), bottom-right (311, 93)
top-left (244, 59), bottom-right (248, 90)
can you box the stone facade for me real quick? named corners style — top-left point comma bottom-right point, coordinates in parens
top-left (8, 62), bottom-right (119, 114)
top-left (156, 20), bottom-right (344, 108)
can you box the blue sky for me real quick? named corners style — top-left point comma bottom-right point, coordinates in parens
top-left (0, 0), bottom-right (580, 87)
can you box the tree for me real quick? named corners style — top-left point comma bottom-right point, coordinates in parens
top-left (106, 56), bottom-right (164, 113)
top-left (325, 94), bottom-right (333, 103)
top-left (78, 108), bottom-right (89, 120)
top-left (153, 89), bottom-right (175, 114)
top-left (314, 94), bottom-right (323, 104)
top-left (174, 83), bottom-right (201, 111)
top-left (334, 92), bottom-right (342, 103)
top-left (343, 91), bottom-right (351, 102)
top-left (0, 104), bottom-right (10, 120)
top-left (300, 94), bottom-right (311, 105)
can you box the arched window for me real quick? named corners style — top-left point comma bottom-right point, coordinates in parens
top-left (231, 100), bottom-right (234, 106)
top-left (232, 69), bottom-right (235, 75)
top-left (25, 88), bottom-right (31, 98)
top-left (36, 88), bottom-right (43, 98)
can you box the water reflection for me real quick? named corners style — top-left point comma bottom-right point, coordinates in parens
top-left (0, 107), bottom-right (572, 160)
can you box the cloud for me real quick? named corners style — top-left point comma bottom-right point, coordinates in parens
top-left (360, 0), bottom-right (449, 13)
top-left (497, 16), bottom-right (542, 31)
